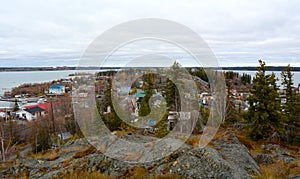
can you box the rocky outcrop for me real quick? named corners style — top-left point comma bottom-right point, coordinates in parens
top-left (255, 144), bottom-right (296, 165)
top-left (2, 132), bottom-right (298, 179)
top-left (169, 147), bottom-right (239, 178)
top-left (1, 133), bottom-right (261, 179)
top-left (213, 133), bottom-right (260, 177)
top-left (290, 175), bottom-right (300, 179)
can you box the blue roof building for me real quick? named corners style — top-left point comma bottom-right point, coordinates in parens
top-left (49, 83), bottom-right (65, 94)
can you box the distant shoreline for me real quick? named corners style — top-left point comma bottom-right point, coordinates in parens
top-left (1, 66), bottom-right (300, 72)
top-left (0, 67), bottom-right (99, 72)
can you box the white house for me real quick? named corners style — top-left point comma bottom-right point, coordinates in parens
top-left (0, 110), bottom-right (6, 118)
top-left (15, 106), bottom-right (45, 121)
top-left (58, 132), bottom-right (72, 141)
top-left (15, 109), bottom-right (34, 121)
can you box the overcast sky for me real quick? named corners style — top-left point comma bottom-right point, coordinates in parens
top-left (0, 0), bottom-right (300, 67)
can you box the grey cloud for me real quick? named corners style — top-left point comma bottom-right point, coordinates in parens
top-left (0, 0), bottom-right (299, 67)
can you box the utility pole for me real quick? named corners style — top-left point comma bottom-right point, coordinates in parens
top-left (175, 91), bottom-right (178, 112)
top-left (35, 127), bottom-right (38, 154)
top-left (0, 124), bottom-right (5, 162)
top-left (5, 107), bottom-right (7, 122)
top-left (50, 96), bottom-right (56, 134)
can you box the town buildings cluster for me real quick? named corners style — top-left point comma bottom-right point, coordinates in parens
top-left (1, 70), bottom-right (299, 134)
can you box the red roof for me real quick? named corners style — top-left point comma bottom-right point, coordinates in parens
top-left (37, 103), bottom-right (51, 110)
top-left (23, 103), bottom-right (51, 111)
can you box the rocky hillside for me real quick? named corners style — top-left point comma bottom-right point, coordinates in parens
top-left (1, 129), bottom-right (300, 179)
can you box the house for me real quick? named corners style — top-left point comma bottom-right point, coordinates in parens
top-left (49, 83), bottom-right (65, 94)
top-left (23, 103), bottom-right (50, 112)
top-left (25, 106), bottom-right (45, 119)
top-left (152, 93), bottom-right (163, 107)
top-left (15, 106), bottom-right (45, 121)
top-left (15, 109), bottom-right (33, 121)
top-left (136, 91), bottom-right (146, 98)
top-left (167, 111), bottom-right (178, 130)
top-left (61, 79), bottom-right (72, 84)
top-left (58, 132), bottom-right (72, 141)
top-left (96, 76), bottom-right (109, 81)
top-left (138, 81), bottom-right (144, 88)
top-left (199, 92), bottom-right (214, 106)
top-left (0, 110), bottom-right (6, 118)
top-left (136, 90), bottom-right (146, 109)
top-left (0, 101), bottom-right (15, 110)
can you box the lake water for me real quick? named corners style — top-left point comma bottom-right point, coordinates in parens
top-left (0, 70), bottom-right (300, 95)
top-left (230, 70), bottom-right (300, 89)
top-left (0, 70), bottom-right (100, 95)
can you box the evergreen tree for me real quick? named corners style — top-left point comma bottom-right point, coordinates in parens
top-left (163, 79), bottom-right (178, 110)
top-left (246, 60), bottom-right (282, 141)
top-left (189, 68), bottom-right (208, 82)
top-left (241, 73), bottom-right (252, 85)
top-left (138, 94), bottom-right (151, 116)
top-left (224, 79), bottom-right (240, 124)
top-left (139, 73), bottom-right (155, 116)
top-left (13, 99), bottom-right (19, 112)
top-left (281, 65), bottom-right (296, 121)
top-left (284, 94), bottom-right (300, 146)
top-left (99, 78), bottom-right (125, 131)
top-left (281, 65), bottom-right (300, 146)
top-left (162, 62), bottom-right (183, 111)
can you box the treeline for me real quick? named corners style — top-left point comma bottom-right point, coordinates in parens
top-left (0, 67), bottom-right (103, 72)
top-left (224, 71), bottom-right (252, 85)
top-left (188, 68), bottom-right (208, 82)
top-left (11, 83), bottom-right (49, 96)
top-left (221, 66), bottom-right (300, 71)
top-left (189, 68), bottom-right (252, 86)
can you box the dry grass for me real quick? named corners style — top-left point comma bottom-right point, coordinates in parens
top-left (30, 148), bottom-right (61, 161)
top-left (185, 137), bottom-right (200, 148)
top-left (212, 128), bottom-right (227, 139)
top-left (124, 166), bottom-right (149, 179)
top-left (152, 173), bottom-right (181, 179)
top-left (73, 146), bottom-right (96, 159)
top-left (44, 150), bottom-right (61, 161)
top-left (0, 159), bottom-right (15, 170)
top-left (15, 172), bottom-right (30, 179)
top-left (234, 129), bottom-right (300, 179)
top-left (259, 160), bottom-right (291, 179)
top-left (114, 130), bottom-right (129, 137)
top-left (59, 170), bottom-right (112, 179)
top-left (289, 160), bottom-right (300, 177)
top-left (30, 150), bottom-right (48, 159)
top-left (235, 133), bottom-right (264, 156)
top-left (61, 159), bottom-right (72, 168)
top-left (71, 133), bottom-right (83, 140)
top-left (113, 130), bottom-right (135, 137)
